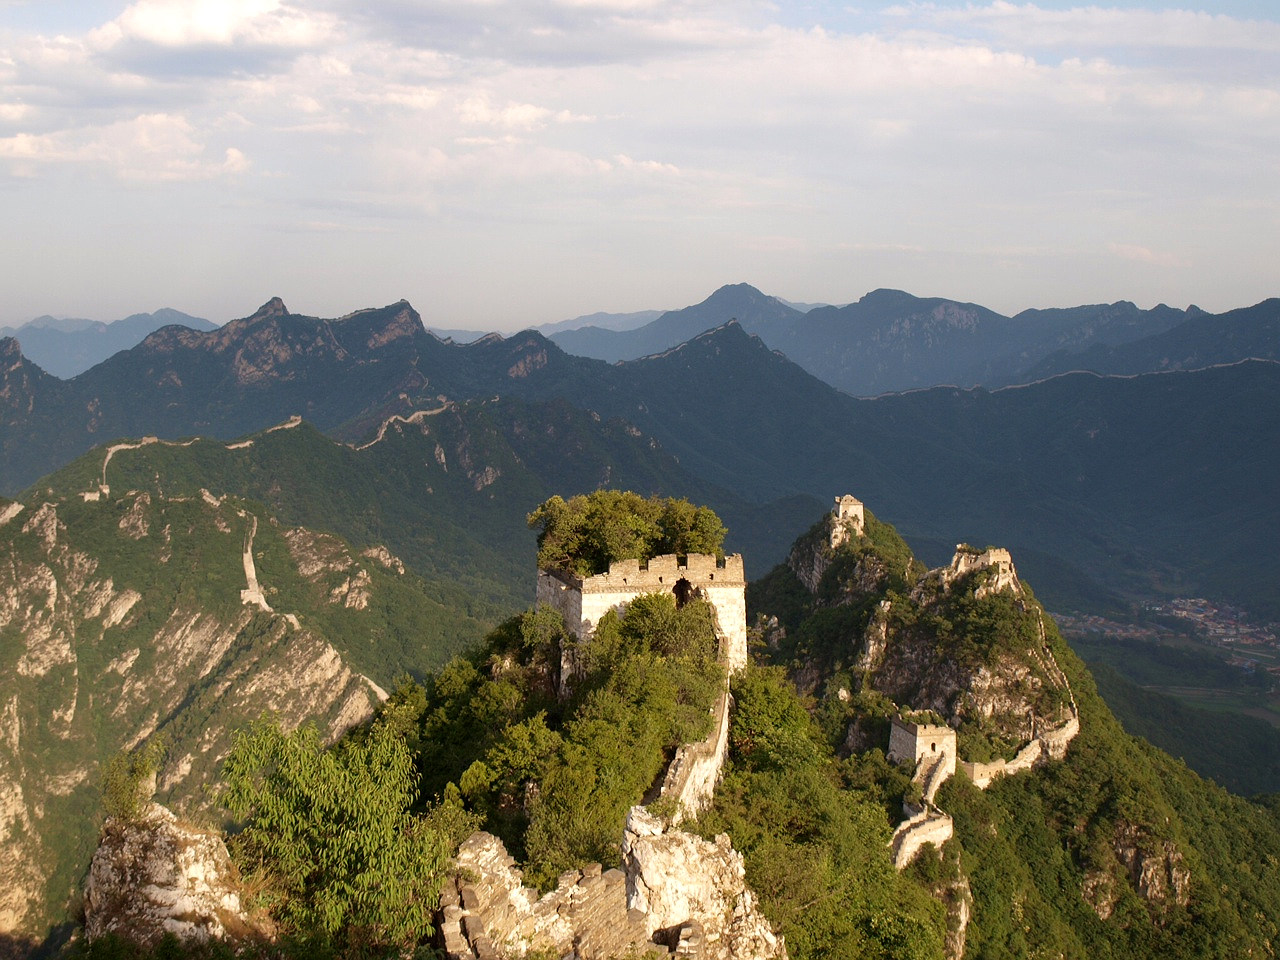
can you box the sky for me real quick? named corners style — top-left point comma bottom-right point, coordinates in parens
top-left (1, 1), bottom-right (1277, 330)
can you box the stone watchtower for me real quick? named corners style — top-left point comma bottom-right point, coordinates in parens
top-left (830, 494), bottom-right (866, 549)
top-left (536, 553), bottom-right (749, 682)
top-left (887, 717), bottom-right (957, 777)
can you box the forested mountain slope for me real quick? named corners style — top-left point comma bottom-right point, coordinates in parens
top-left (744, 505), bottom-right (1280, 958)
top-left (0, 460), bottom-right (479, 946)
top-left (2, 298), bottom-right (1276, 619)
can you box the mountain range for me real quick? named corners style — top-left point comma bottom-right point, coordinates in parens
top-left (2, 287), bottom-right (1279, 955)
top-left (2, 296), bottom-right (1276, 623)
top-left (548, 282), bottom-right (1225, 394)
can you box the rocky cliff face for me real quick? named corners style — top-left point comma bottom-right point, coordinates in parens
top-left (1081, 821), bottom-right (1193, 921)
top-left (441, 808), bottom-right (784, 960)
top-left (0, 458), bottom-right (437, 945)
top-left (755, 502), bottom-right (1245, 951)
top-left (83, 802), bottom-right (270, 949)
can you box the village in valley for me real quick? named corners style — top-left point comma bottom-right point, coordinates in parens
top-left (1053, 599), bottom-right (1280, 717)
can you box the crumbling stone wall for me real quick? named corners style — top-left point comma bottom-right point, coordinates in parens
top-left (442, 815), bottom-right (785, 960)
top-left (960, 712), bottom-right (1081, 788)
top-left (659, 682), bottom-right (732, 824)
top-left (942, 546), bottom-right (1019, 598)
top-left (892, 807), bottom-right (955, 871)
top-left (829, 495), bottom-right (865, 548)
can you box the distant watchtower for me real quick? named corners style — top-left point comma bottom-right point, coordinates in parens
top-left (536, 553), bottom-right (749, 681)
top-left (887, 717), bottom-right (957, 779)
top-left (830, 494), bottom-right (866, 549)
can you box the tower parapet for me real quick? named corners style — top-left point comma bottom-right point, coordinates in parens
top-left (537, 553), bottom-right (748, 677)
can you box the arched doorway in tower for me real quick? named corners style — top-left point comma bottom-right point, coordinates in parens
top-left (672, 577), bottom-right (693, 608)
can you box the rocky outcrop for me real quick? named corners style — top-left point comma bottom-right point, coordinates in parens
top-left (1082, 822), bottom-right (1192, 921)
top-left (443, 832), bottom-right (651, 960)
top-left (442, 810), bottom-right (784, 960)
top-left (623, 807), bottom-right (785, 960)
top-left (941, 873), bottom-right (972, 960)
top-left (84, 803), bottom-right (269, 949)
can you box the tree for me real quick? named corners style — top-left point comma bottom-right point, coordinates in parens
top-left (102, 739), bottom-right (166, 822)
top-left (221, 717), bottom-right (448, 952)
top-left (527, 491), bottom-right (726, 576)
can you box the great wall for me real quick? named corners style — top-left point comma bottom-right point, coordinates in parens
top-left (65, 486), bottom-right (1082, 959)
top-left (442, 546), bottom-right (777, 959)
top-left (445, 495), bottom-right (1084, 958)
top-left (886, 546), bottom-right (1080, 870)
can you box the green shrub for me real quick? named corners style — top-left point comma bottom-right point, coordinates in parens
top-left (102, 739), bottom-right (166, 822)
top-left (527, 491), bottom-right (726, 576)
top-left (222, 718), bottom-right (448, 952)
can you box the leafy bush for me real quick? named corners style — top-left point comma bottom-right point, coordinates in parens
top-left (698, 667), bottom-right (946, 960)
top-left (528, 490), bottom-right (726, 576)
top-left (102, 740), bottom-right (166, 822)
top-left (412, 592), bottom-right (724, 889)
top-left (221, 718), bottom-right (448, 953)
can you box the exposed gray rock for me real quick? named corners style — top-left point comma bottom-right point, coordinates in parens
top-left (444, 811), bottom-right (785, 960)
top-left (622, 807), bottom-right (786, 960)
top-left (84, 802), bottom-right (269, 949)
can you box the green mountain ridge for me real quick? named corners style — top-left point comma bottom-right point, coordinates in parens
top-left (3, 300), bottom-right (1276, 620)
top-left (742, 506), bottom-right (1280, 958)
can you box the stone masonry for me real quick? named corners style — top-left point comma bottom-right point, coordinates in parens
top-left (829, 495), bottom-right (865, 548)
top-left (536, 553), bottom-right (748, 681)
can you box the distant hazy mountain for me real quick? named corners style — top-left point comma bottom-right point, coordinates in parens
top-left (425, 308), bottom-right (666, 344)
top-left (776, 298), bottom-right (837, 312)
top-left (1023, 298), bottom-right (1280, 380)
top-left (766, 290), bottom-right (1200, 394)
top-left (550, 283), bottom-right (802, 362)
top-left (550, 283), bottom-right (1204, 394)
top-left (423, 326), bottom-right (492, 342)
top-left (536, 308), bottom-right (665, 335)
top-left (1, 308), bottom-right (215, 379)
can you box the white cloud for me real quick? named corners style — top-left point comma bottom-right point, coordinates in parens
top-left (459, 96), bottom-right (554, 130)
top-left (612, 153), bottom-right (679, 175)
top-left (222, 146), bottom-right (249, 172)
top-left (0, 1), bottom-right (1277, 323)
top-left (91, 0), bottom-right (336, 51)
top-left (0, 131), bottom-right (61, 160)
